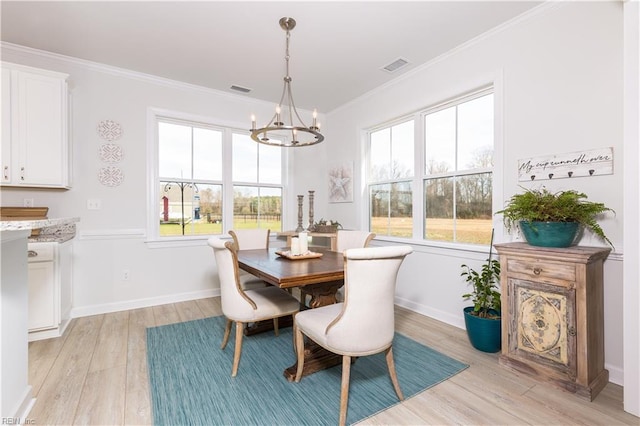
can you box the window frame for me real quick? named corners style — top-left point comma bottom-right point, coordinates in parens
top-left (364, 84), bottom-right (501, 251)
top-left (146, 108), bottom-right (287, 247)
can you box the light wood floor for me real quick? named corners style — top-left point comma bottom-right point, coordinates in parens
top-left (28, 297), bottom-right (639, 425)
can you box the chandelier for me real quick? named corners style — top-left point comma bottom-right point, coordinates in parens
top-left (250, 17), bottom-right (324, 147)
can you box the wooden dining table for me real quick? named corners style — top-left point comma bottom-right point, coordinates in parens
top-left (236, 246), bottom-right (345, 381)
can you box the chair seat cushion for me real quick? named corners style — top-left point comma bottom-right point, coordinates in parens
top-left (296, 303), bottom-right (393, 356)
top-left (241, 286), bottom-right (299, 321)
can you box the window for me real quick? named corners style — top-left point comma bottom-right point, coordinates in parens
top-left (232, 133), bottom-right (282, 231)
top-left (365, 88), bottom-right (494, 246)
top-left (424, 91), bottom-right (494, 245)
top-left (154, 113), bottom-right (283, 239)
top-left (368, 120), bottom-right (414, 237)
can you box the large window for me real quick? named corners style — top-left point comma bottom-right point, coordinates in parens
top-left (424, 91), bottom-right (494, 244)
top-left (368, 120), bottom-right (414, 237)
top-left (366, 88), bottom-right (494, 246)
top-left (155, 115), bottom-right (283, 239)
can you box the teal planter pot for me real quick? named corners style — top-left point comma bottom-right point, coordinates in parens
top-left (519, 221), bottom-right (580, 248)
top-left (463, 307), bottom-right (501, 353)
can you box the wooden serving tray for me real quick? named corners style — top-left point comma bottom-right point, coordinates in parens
top-left (275, 250), bottom-right (323, 260)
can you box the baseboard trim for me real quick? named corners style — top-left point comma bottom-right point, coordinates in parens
top-left (11, 385), bottom-right (35, 422)
top-left (395, 295), bottom-right (465, 330)
top-left (70, 288), bottom-right (221, 318)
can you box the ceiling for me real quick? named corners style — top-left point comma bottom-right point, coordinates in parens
top-left (1, 1), bottom-right (542, 112)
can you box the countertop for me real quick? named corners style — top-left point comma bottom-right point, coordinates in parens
top-left (0, 217), bottom-right (79, 243)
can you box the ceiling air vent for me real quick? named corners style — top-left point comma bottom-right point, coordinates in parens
top-left (381, 58), bottom-right (409, 73)
top-left (230, 85), bottom-right (252, 93)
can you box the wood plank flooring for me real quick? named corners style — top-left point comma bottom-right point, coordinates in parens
top-left (27, 297), bottom-right (639, 425)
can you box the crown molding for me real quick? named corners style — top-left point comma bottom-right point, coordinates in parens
top-left (1, 41), bottom-right (278, 109)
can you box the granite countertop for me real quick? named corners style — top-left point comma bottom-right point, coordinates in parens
top-left (0, 217), bottom-right (79, 243)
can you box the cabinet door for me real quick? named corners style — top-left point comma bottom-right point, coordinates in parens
top-left (1, 68), bottom-right (11, 183)
top-left (15, 70), bottom-right (68, 186)
top-left (508, 278), bottom-right (577, 378)
top-left (28, 261), bottom-right (56, 330)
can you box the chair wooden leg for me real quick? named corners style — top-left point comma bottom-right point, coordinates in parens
top-left (221, 318), bottom-right (232, 349)
top-left (273, 317), bottom-right (279, 336)
top-left (231, 322), bottom-right (244, 377)
top-left (339, 355), bottom-right (351, 426)
top-left (294, 323), bottom-right (305, 382)
top-left (385, 346), bottom-right (404, 401)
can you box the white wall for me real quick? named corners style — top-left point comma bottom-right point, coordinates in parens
top-left (0, 45), bottom-right (325, 313)
top-left (319, 1), bottom-right (631, 389)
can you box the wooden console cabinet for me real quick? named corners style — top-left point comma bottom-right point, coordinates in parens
top-left (494, 242), bottom-right (611, 401)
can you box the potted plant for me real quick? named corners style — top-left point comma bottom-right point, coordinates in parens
top-left (496, 187), bottom-right (614, 248)
top-left (461, 230), bottom-right (501, 353)
top-left (313, 218), bottom-right (343, 233)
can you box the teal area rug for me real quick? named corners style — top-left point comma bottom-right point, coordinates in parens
top-left (147, 315), bottom-right (468, 425)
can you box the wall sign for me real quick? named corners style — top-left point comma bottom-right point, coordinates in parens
top-left (518, 147), bottom-right (613, 182)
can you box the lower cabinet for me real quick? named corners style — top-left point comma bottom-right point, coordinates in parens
top-left (27, 240), bottom-right (73, 341)
top-left (494, 242), bottom-right (611, 401)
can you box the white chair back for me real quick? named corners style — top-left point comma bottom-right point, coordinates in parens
top-left (229, 229), bottom-right (270, 250)
top-left (335, 230), bottom-right (375, 252)
top-left (326, 245), bottom-right (412, 353)
top-left (208, 237), bottom-right (257, 320)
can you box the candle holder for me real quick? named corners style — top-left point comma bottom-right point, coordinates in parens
top-left (295, 195), bottom-right (304, 232)
top-left (307, 190), bottom-right (315, 231)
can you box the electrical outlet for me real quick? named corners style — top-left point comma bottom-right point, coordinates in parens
top-left (122, 269), bottom-right (130, 281)
top-left (23, 198), bottom-right (34, 207)
top-left (87, 199), bottom-right (102, 210)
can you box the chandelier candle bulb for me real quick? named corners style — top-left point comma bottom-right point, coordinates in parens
top-left (299, 232), bottom-right (308, 253)
top-left (291, 237), bottom-right (301, 255)
top-left (251, 115), bottom-right (256, 130)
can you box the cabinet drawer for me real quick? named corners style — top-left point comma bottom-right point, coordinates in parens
top-left (507, 258), bottom-right (575, 282)
top-left (27, 243), bottom-right (55, 262)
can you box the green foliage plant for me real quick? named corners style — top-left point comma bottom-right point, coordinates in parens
top-left (496, 187), bottom-right (614, 247)
top-left (461, 230), bottom-right (501, 319)
top-left (461, 259), bottom-right (501, 319)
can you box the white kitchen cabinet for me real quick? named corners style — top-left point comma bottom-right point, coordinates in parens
top-left (27, 240), bottom-right (73, 341)
top-left (1, 62), bottom-right (71, 188)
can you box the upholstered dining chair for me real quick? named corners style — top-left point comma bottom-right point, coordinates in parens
top-left (301, 230), bottom-right (376, 305)
top-left (208, 237), bottom-right (299, 377)
top-left (229, 229), bottom-right (270, 290)
top-left (293, 245), bottom-right (412, 426)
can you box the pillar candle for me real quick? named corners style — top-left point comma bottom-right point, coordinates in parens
top-left (299, 232), bottom-right (308, 253)
top-left (290, 237), bottom-right (301, 256)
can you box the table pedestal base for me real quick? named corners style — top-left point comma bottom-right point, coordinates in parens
top-left (284, 340), bottom-right (342, 381)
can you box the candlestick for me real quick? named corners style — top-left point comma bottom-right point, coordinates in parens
top-left (307, 190), bottom-right (315, 231)
top-left (296, 195), bottom-right (304, 232)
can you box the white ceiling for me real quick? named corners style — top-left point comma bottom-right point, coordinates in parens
top-left (1, 1), bottom-right (542, 112)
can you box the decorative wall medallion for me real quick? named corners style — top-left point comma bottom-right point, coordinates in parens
top-left (98, 144), bottom-right (124, 163)
top-left (98, 166), bottom-right (124, 187)
top-left (97, 120), bottom-right (123, 142)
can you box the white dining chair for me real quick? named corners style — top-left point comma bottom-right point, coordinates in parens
top-left (293, 245), bottom-right (412, 426)
top-left (229, 229), bottom-right (270, 290)
top-left (301, 230), bottom-right (376, 305)
top-left (208, 236), bottom-right (299, 377)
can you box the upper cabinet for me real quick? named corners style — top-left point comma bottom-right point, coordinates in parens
top-left (1, 63), bottom-right (71, 188)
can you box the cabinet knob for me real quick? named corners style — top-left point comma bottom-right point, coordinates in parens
top-left (28, 250), bottom-right (38, 258)
top-left (20, 167), bottom-right (25, 180)
top-left (3, 166), bottom-right (7, 180)
top-left (533, 267), bottom-right (542, 275)
top-left (568, 326), bottom-right (577, 336)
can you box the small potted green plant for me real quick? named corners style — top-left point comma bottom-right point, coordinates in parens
top-left (461, 230), bottom-right (501, 353)
top-left (496, 187), bottom-right (614, 248)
